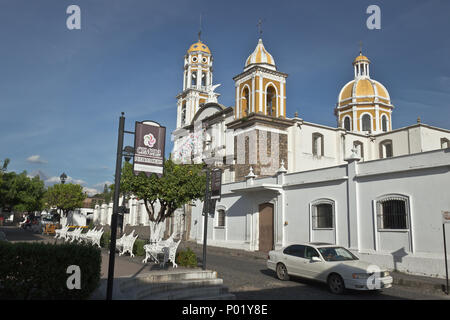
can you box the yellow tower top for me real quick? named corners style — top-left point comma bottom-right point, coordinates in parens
top-left (187, 40), bottom-right (211, 54)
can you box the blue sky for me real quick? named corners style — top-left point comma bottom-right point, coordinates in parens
top-left (1, 0), bottom-right (449, 195)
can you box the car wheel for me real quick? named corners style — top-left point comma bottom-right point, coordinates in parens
top-left (276, 263), bottom-right (289, 281)
top-left (327, 274), bottom-right (345, 294)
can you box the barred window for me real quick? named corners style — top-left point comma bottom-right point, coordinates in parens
top-left (376, 196), bottom-right (409, 230)
top-left (217, 209), bottom-right (225, 227)
top-left (312, 201), bottom-right (334, 229)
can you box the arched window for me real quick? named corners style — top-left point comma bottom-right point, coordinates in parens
top-left (181, 102), bottom-right (186, 125)
top-left (379, 139), bottom-right (393, 158)
top-left (217, 209), bottom-right (226, 227)
top-left (362, 114), bottom-right (372, 132)
top-left (242, 87), bottom-right (249, 117)
top-left (312, 132), bottom-right (324, 157)
top-left (266, 86), bottom-right (276, 116)
top-left (376, 195), bottom-right (410, 230)
top-left (343, 116), bottom-right (351, 131)
top-left (311, 199), bottom-right (335, 229)
top-left (381, 115), bottom-right (388, 132)
top-left (191, 72), bottom-right (197, 87)
top-left (201, 71), bottom-right (206, 87)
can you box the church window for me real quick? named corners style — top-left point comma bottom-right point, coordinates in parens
top-left (242, 87), bottom-right (249, 117)
top-left (201, 72), bottom-right (206, 87)
top-left (353, 141), bottom-right (364, 158)
top-left (441, 138), bottom-right (449, 149)
top-left (381, 115), bottom-right (388, 132)
top-left (311, 200), bottom-right (334, 229)
top-left (266, 86), bottom-right (276, 116)
top-left (362, 114), bottom-right (372, 132)
top-left (191, 72), bottom-right (197, 87)
top-left (312, 132), bottom-right (324, 157)
top-left (343, 116), bottom-right (351, 131)
top-left (379, 139), bottom-right (393, 158)
top-left (376, 195), bottom-right (409, 230)
top-left (181, 103), bottom-right (186, 125)
top-left (217, 209), bottom-right (226, 227)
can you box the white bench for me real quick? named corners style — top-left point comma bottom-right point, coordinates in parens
top-left (117, 230), bottom-right (138, 257)
top-left (55, 226), bottom-right (69, 239)
top-left (159, 239), bottom-right (182, 268)
top-left (65, 227), bottom-right (83, 242)
top-left (79, 228), bottom-right (96, 243)
top-left (82, 227), bottom-right (104, 247)
top-left (142, 233), bottom-right (181, 268)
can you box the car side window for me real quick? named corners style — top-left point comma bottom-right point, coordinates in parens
top-left (283, 245), bottom-right (305, 258)
top-left (304, 246), bottom-right (320, 259)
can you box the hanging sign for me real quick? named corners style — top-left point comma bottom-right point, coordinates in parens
top-left (133, 121), bottom-right (166, 178)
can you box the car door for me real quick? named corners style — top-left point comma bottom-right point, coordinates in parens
top-left (302, 246), bottom-right (329, 280)
top-left (282, 245), bottom-right (306, 277)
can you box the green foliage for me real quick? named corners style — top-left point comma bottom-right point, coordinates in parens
top-left (0, 163), bottom-right (46, 213)
top-left (0, 241), bottom-right (101, 299)
top-left (121, 160), bottom-right (206, 224)
top-left (44, 183), bottom-right (86, 216)
top-left (100, 231), bottom-right (111, 249)
top-left (175, 247), bottom-right (198, 268)
top-left (133, 238), bottom-right (149, 257)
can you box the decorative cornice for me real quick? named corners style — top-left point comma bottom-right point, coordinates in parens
top-left (226, 112), bottom-right (293, 130)
top-left (233, 66), bottom-right (288, 82)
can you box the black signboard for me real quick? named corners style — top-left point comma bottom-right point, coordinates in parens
top-left (133, 121), bottom-right (166, 178)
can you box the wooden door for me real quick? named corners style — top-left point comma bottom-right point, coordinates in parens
top-left (259, 203), bottom-right (274, 252)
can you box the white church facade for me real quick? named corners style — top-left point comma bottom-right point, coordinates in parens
top-left (171, 37), bottom-right (450, 278)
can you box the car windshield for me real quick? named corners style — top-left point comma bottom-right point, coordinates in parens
top-left (318, 247), bottom-right (358, 262)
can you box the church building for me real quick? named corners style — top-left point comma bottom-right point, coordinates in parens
top-left (170, 36), bottom-right (450, 278)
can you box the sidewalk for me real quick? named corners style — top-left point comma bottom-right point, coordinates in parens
top-left (180, 240), bottom-right (450, 295)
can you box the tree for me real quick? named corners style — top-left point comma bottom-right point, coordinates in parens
top-left (44, 183), bottom-right (86, 218)
top-left (121, 160), bottom-right (205, 242)
top-left (0, 163), bottom-right (46, 214)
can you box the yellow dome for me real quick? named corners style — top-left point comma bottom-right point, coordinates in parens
top-left (353, 53), bottom-right (370, 65)
top-left (187, 41), bottom-right (211, 54)
top-left (338, 78), bottom-right (391, 106)
top-left (245, 39), bottom-right (276, 70)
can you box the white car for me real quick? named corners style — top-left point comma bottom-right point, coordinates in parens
top-left (267, 243), bottom-right (393, 294)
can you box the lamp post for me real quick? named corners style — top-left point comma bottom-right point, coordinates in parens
top-left (60, 172), bottom-right (67, 184)
top-left (118, 146), bottom-right (134, 236)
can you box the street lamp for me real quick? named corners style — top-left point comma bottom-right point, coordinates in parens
top-left (60, 172), bottom-right (67, 184)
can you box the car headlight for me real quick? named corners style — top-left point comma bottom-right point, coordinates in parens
top-left (352, 273), bottom-right (371, 279)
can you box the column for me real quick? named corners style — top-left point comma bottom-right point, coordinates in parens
top-left (345, 156), bottom-right (360, 250)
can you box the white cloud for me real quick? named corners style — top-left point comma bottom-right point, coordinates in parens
top-left (26, 155), bottom-right (48, 164)
top-left (93, 181), bottom-right (113, 188)
top-left (83, 187), bottom-right (100, 196)
top-left (45, 175), bottom-right (86, 185)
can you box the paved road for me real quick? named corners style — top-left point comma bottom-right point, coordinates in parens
top-left (184, 243), bottom-right (450, 300)
top-left (2, 226), bottom-right (448, 300)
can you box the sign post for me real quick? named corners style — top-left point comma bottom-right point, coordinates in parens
top-left (106, 113), bottom-right (125, 300)
top-left (202, 168), bottom-right (222, 270)
top-left (442, 210), bottom-right (450, 295)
